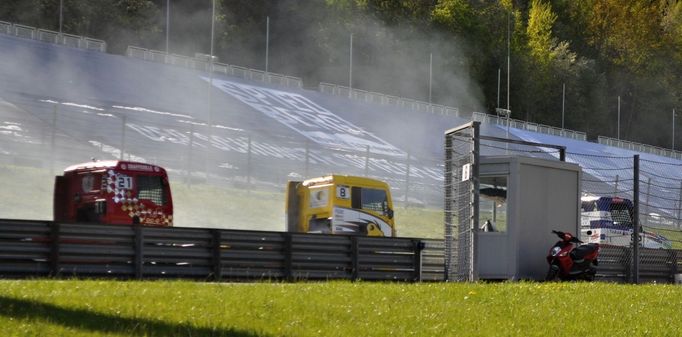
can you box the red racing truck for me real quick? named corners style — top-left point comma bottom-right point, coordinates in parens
top-left (53, 160), bottom-right (173, 226)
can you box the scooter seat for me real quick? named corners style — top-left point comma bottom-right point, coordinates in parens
top-left (570, 244), bottom-right (598, 261)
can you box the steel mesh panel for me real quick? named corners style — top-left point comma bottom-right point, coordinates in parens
top-left (444, 123), bottom-right (477, 281)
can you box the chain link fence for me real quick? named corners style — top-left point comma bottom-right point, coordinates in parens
top-left (0, 97), bottom-right (445, 225)
top-left (443, 121), bottom-right (682, 283)
top-left (444, 122), bottom-right (478, 282)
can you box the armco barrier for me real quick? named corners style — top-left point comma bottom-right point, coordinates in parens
top-left (0, 219), bottom-right (428, 282)
top-left (472, 111), bottom-right (587, 141)
top-left (318, 82), bottom-right (459, 117)
top-left (0, 20), bottom-right (106, 52)
top-left (125, 46), bottom-right (303, 90)
top-left (598, 136), bottom-right (682, 160)
top-left (0, 21), bottom-right (10, 34)
top-left (2, 219), bottom-right (679, 283)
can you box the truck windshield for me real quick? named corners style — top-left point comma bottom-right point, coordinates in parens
top-left (137, 175), bottom-right (166, 205)
top-left (581, 198), bottom-right (633, 227)
top-left (352, 187), bottom-right (388, 215)
top-left (609, 204), bottom-right (632, 225)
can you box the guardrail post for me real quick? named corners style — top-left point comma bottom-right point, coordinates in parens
top-left (212, 229), bottom-right (222, 282)
top-left (49, 222), bottom-right (60, 277)
top-left (413, 240), bottom-right (424, 282)
top-left (669, 249), bottom-right (678, 283)
top-left (623, 246), bottom-right (632, 284)
top-left (351, 236), bottom-right (360, 281)
top-left (284, 233), bottom-right (293, 281)
top-left (134, 225), bottom-right (143, 280)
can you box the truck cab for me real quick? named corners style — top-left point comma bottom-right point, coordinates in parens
top-left (580, 196), bottom-right (670, 249)
top-left (286, 175), bottom-right (395, 236)
top-left (54, 160), bottom-right (173, 226)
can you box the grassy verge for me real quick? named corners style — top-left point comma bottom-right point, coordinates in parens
top-left (0, 280), bottom-right (681, 337)
top-left (0, 165), bottom-right (53, 220)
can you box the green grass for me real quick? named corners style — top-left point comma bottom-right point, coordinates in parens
top-left (0, 165), bottom-right (53, 220)
top-left (0, 280), bottom-right (681, 337)
top-left (394, 206), bottom-right (443, 238)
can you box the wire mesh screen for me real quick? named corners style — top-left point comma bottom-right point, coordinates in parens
top-left (572, 153), bottom-right (636, 282)
top-left (638, 158), bottom-right (682, 283)
top-left (444, 122), bottom-right (478, 282)
top-left (639, 158), bottom-right (681, 248)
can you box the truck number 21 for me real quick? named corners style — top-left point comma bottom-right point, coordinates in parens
top-left (116, 176), bottom-right (133, 190)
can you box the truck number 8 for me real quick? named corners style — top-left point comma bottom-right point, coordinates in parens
top-left (337, 185), bottom-right (350, 199)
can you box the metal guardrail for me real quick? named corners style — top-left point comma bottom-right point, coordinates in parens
top-left (319, 82), bottom-right (460, 117)
top-left (1, 220), bottom-right (679, 283)
top-left (126, 46), bottom-right (303, 90)
top-left (0, 20), bottom-right (106, 52)
top-left (597, 245), bottom-right (681, 283)
top-left (472, 111), bottom-right (587, 141)
top-left (598, 136), bottom-right (682, 160)
top-left (0, 219), bottom-right (432, 282)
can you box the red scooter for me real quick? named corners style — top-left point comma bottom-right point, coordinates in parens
top-left (545, 230), bottom-right (600, 281)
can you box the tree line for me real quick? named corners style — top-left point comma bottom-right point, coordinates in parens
top-left (1, 0), bottom-right (681, 148)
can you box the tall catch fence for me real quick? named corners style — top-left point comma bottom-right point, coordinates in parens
top-left (444, 121), bottom-right (682, 283)
top-left (0, 97), bottom-right (444, 214)
top-left (572, 152), bottom-right (682, 283)
top-left (572, 153), bottom-right (638, 282)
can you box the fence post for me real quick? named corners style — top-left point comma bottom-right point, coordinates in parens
top-left (49, 105), bottom-right (58, 171)
top-left (134, 225), bottom-right (143, 280)
top-left (677, 181), bottom-right (682, 229)
top-left (212, 229), bottom-right (222, 281)
top-left (185, 124), bottom-right (194, 186)
top-left (304, 141), bottom-right (310, 178)
top-left (404, 152), bottom-right (411, 205)
top-left (632, 155), bottom-right (640, 284)
top-left (559, 147), bottom-right (566, 162)
top-left (364, 146), bottom-right (371, 176)
top-left (644, 178), bottom-right (651, 225)
top-left (49, 222), bottom-right (60, 277)
top-left (471, 122), bottom-right (480, 282)
top-left (444, 130), bottom-right (453, 281)
top-left (247, 135), bottom-right (252, 190)
top-left (119, 115), bottom-right (127, 160)
top-left (351, 236), bottom-right (360, 281)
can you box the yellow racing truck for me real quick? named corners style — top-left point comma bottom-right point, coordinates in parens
top-left (286, 175), bottom-right (396, 236)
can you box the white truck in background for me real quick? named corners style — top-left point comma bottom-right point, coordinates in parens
top-left (580, 196), bottom-right (672, 249)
